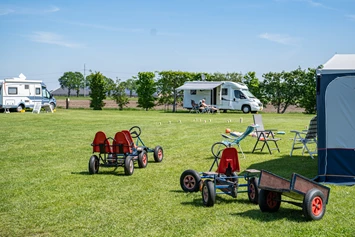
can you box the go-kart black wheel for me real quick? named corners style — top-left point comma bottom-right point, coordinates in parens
top-left (88, 155), bottom-right (99, 174)
top-left (211, 142), bottom-right (227, 159)
top-left (154, 146), bottom-right (163, 162)
top-left (248, 177), bottom-right (259, 204)
top-left (202, 180), bottom-right (216, 207)
top-left (138, 150), bottom-right (148, 168)
top-left (259, 189), bottom-right (281, 212)
top-left (302, 188), bottom-right (326, 221)
top-left (129, 126), bottom-right (141, 138)
top-left (124, 156), bottom-right (134, 175)
top-left (180, 169), bottom-right (201, 192)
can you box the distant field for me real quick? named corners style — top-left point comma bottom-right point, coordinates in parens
top-left (1, 110), bottom-right (350, 237)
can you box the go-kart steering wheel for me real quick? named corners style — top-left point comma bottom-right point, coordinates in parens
top-left (129, 126), bottom-right (141, 138)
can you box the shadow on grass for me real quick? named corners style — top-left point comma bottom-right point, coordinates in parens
top-left (246, 154), bottom-right (318, 178)
top-left (178, 193), bottom-right (254, 207)
top-left (71, 170), bottom-right (129, 176)
top-left (232, 207), bottom-right (308, 222)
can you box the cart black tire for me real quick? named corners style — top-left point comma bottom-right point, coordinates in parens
top-left (180, 169), bottom-right (201, 192)
top-left (303, 188), bottom-right (326, 221)
top-left (202, 180), bottom-right (215, 207)
top-left (211, 142), bottom-right (227, 159)
top-left (124, 156), bottom-right (134, 175)
top-left (88, 155), bottom-right (99, 174)
top-left (153, 146), bottom-right (164, 162)
top-left (259, 189), bottom-right (281, 212)
top-left (248, 177), bottom-right (259, 204)
top-left (138, 150), bottom-right (148, 168)
top-left (129, 126), bottom-right (141, 138)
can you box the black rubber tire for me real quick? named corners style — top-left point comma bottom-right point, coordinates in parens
top-left (202, 180), bottom-right (216, 207)
top-left (153, 146), bottom-right (164, 162)
top-left (242, 105), bottom-right (251, 114)
top-left (138, 150), bottom-right (148, 168)
top-left (17, 105), bottom-right (24, 112)
top-left (211, 142), bottom-right (227, 159)
top-left (129, 126), bottom-right (141, 138)
top-left (248, 177), bottom-right (259, 204)
top-left (124, 156), bottom-right (134, 175)
top-left (303, 188), bottom-right (326, 221)
top-left (50, 102), bottom-right (56, 110)
top-left (259, 189), bottom-right (281, 212)
top-left (180, 169), bottom-right (201, 192)
top-left (88, 155), bottom-right (99, 174)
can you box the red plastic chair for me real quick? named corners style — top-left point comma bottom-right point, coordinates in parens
top-left (217, 147), bottom-right (240, 174)
top-left (92, 131), bottom-right (112, 153)
top-left (113, 131), bottom-right (132, 154)
top-left (121, 130), bottom-right (136, 148)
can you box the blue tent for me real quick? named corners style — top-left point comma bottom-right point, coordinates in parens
top-left (316, 54), bottom-right (355, 184)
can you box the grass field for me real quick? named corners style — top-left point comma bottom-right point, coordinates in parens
top-left (0, 109), bottom-right (354, 236)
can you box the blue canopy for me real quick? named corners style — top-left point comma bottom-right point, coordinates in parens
top-left (316, 54), bottom-right (355, 185)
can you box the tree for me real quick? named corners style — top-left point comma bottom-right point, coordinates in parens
top-left (298, 68), bottom-right (317, 114)
top-left (89, 72), bottom-right (106, 110)
top-left (58, 71), bottom-right (84, 97)
top-left (261, 70), bottom-right (300, 113)
top-left (210, 72), bottom-right (243, 82)
top-left (156, 71), bottom-right (193, 112)
top-left (104, 77), bottom-right (115, 97)
top-left (112, 79), bottom-right (129, 110)
top-left (124, 77), bottom-right (138, 97)
top-left (136, 72), bottom-right (156, 111)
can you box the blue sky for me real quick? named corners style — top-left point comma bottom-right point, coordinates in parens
top-left (1, 0), bottom-right (354, 90)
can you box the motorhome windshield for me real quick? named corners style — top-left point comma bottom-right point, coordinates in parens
top-left (241, 89), bottom-right (256, 98)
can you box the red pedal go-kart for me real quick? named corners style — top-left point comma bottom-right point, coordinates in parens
top-left (88, 126), bottom-right (163, 176)
top-left (180, 147), bottom-right (260, 207)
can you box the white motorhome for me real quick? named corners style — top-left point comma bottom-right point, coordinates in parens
top-left (0, 73), bottom-right (56, 112)
top-left (177, 81), bottom-right (263, 113)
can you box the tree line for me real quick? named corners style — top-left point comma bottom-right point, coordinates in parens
top-left (58, 67), bottom-right (317, 114)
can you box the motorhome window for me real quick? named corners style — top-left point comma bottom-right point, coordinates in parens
top-left (8, 87), bottom-right (17, 95)
top-left (25, 85), bottom-right (29, 89)
top-left (241, 89), bottom-right (255, 98)
top-left (43, 89), bottom-right (50, 98)
top-left (234, 90), bottom-right (246, 99)
top-left (36, 88), bottom-right (41, 95)
top-left (222, 88), bottom-right (228, 95)
top-left (190, 90), bottom-right (196, 95)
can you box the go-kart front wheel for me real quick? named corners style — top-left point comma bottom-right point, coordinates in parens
top-left (180, 169), bottom-right (201, 192)
top-left (202, 180), bottom-right (216, 207)
top-left (248, 177), bottom-right (259, 204)
top-left (154, 146), bottom-right (164, 162)
top-left (124, 156), bottom-right (134, 176)
top-left (138, 150), bottom-right (148, 168)
top-left (88, 155), bottom-right (99, 174)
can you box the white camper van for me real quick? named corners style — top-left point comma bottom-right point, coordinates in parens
top-left (0, 74), bottom-right (56, 112)
top-left (177, 81), bottom-right (263, 113)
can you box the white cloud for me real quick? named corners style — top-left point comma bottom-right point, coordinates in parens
top-left (0, 8), bottom-right (14, 16)
top-left (44, 6), bottom-right (60, 13)
top-left (28, 32), bottom-right (83, 48)
top-left (259, 33), bottom-right (300, 46)
top-left (0, 5), bottom-right (60, 15)
top-left (346, 14), bottom-right (355, 21)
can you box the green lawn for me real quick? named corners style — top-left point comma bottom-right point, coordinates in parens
top-left (0, 110), bottom-right (353, 237)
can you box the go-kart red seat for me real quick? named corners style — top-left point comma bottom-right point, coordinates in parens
top-left (217, 147), bottom-right (240, 174)
top-left (92, 131), bottom-right (112, 153)
top-left (121, 130), bottom-right (136, 148)
top-left (113, 131), bottom-right (133, 154)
